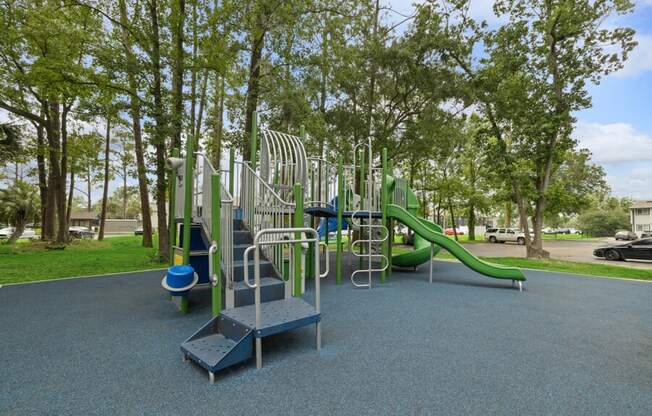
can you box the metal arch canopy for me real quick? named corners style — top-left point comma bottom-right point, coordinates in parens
top-left (260, 129), bottom-right (308, 193)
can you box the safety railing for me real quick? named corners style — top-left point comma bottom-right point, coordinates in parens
top-left (242, 227), bottom-right (325, 369)
top-left (196, 152), bottom-right (234, 290)
top-left (307, 157), bottom-right (338, 209)
top-left (236, 161), bottom-right (296, 277)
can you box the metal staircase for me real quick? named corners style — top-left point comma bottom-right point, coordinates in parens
top-left (181, 223), bottom-right (324, 383)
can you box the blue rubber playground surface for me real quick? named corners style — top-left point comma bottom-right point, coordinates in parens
top-left (1, 259), bottom-right (651, 415)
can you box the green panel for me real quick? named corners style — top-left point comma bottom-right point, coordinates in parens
top-left (293, 184), bottom-right (303, 297)
top-left (387, 204), bottom-right (526, 281)
top-left (336, 156), bottom-right (344, 284)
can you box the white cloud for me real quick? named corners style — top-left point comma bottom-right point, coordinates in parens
top-left (573, 121), bottom-right (652, 163)
top-left (605, 165), bottom-right (652, 199)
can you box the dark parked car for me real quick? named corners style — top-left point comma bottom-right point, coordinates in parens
top-left (614, 230), bottom-right (637, 241)
top-left (69, 227), bottom-right (95, 239)
top-left (642, 231), bottom-right (652, 238)
top-left (593, 238), bottom-right (652, 261)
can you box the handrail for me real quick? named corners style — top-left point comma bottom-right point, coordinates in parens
top-left (318, 242), bottom-right (329, 278)
top-left (195, 152), bottom-right (234, 203)
top-left (236, 160), bottom-right (295, 208)
top-left (250, 227), bottom-right (322, 369)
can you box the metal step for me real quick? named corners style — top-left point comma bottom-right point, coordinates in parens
top-left (234, 230), bottom-right (253, 245)
top-left (221, 297), bottom-right (320, 338)
top-left (233, 219), bottom-right (246, 231)
top-left (232, 259), bottom-right (275, 282)
top-left (233, 243), bottom-right (251, 260)
top-left (181, 315), bottom-right (253, 374)
top-left (234, 277), bottom-right (285, 306)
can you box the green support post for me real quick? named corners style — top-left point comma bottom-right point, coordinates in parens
top-left (229, 147), bottom-right (235, 195)
top-left (336, 156), bottom-right (344, 284)
top-left (250, 111), bottom-right (258, 169)
top-left (293, 183), bottom-right (304, 297)
top-left (387, 160), bottom-right (394, 277)
top-left (358, 148), bottom-right (365, 268)
top-left (381, 148), bottom-right (387, 283)
top-left (211, 173), bottom-right (222, 316)
top-left (168, 148), bottom-right (179, 266)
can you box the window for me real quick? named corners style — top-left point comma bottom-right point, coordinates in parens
top-left (634, 208), bottom-right (650, 216)
top-left (507, 230), bottom-right (515, 234)
top-left (498, 229), bottom-right (506, 234)
top-left (631, 239), bottom-right (652, 245)
top-left (637, 224), bottom-right (651, 231)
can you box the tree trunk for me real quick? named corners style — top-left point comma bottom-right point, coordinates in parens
top-left (119, 0), bottom-right (152, 247)
top-left (58, 103), bottom-right (70, 243)
top-left (8, 219), bottom-right (26, 245)
top-left (46, 101), bottom-right (65, 244)
top-left (149, 0), bottom-right (169, 261)
top-left (35, 123), bottom-right (49, 240)
top-left (171, 0), bottom-right (185, 152)
top-left (468, 203), bottom-right (475, 241)
top-left (86, 166), bottom-right (92, 212)
top-left (99, 115), bottom-right (111, 241)
top-left (123, 171), bottom-right (127, 219)
top-left (243, 18), bottom-right (266, 161)
top-left (66, 165), bottom-right (74, 225)
top-left (211, 74), bottom-right (225, 168)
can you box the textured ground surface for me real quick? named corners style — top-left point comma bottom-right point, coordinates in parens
top-left (1, 259), bottom-right (651, 416)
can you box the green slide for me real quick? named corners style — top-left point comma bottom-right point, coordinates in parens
top-left (392, 217), bottom-right (442, 267)
top-left (387, 204), bottom-right (526, 281)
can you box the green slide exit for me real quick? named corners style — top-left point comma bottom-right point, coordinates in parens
top-left (387, 204), bottom-right (526, 281)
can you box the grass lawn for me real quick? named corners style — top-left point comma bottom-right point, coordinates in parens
top-left (330, 244), bottom-right (652, 281)
top-left (434, 251), bottom-right (652, 281)
top-left (0, 236), bottom-right (167, 285)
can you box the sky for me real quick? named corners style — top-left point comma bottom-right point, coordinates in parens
top-left (2, 0), bottom-right (652, 205)
top-left (387, 0), bottom-right (652, 200)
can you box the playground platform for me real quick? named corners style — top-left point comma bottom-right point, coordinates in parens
top-left (1, 258), bottom-right (651, 415)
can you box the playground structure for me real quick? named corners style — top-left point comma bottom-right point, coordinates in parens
top-left (162, 112), bottom-right (526, 383)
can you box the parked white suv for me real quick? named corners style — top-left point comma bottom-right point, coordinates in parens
top-left (484, 228), bottom-right (526, 245)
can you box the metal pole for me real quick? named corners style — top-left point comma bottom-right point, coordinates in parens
top-left (367, 137), bottom-right (372, 288)
top-left (293, 183), bottom-right (303, 297)
top-left (380, 148), bottom-right (387, 283)
top-left (250, 111), bottom-right (258, 169)
top-left (168, 148), bottom-right (179, 265)
top-left (211, 173), bottom-right (222, 316)
top-left (336, 156), bottom-right (343, 284)
top-left (429, 242), bottom-right (434, 284)
top-left (229, 147), bottom-right (235, 195)
top-left (358, 147), bottom-right (365, 271)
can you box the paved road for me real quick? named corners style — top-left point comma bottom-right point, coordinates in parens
top-left (456, 238), bottom-right (652, 269)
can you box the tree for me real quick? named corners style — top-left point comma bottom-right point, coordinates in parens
top-left (0, 180), bottom-right (39, 244)
top-left (443, 0), bottom-right (636, 257)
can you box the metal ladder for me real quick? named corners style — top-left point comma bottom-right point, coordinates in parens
top-left (350, 212), bottom-right (388, 289)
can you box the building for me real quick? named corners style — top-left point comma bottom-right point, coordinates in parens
top-left (630, 200), bottom-right (652, 237)
top-left (69, 211), bottom-right (99, 230)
